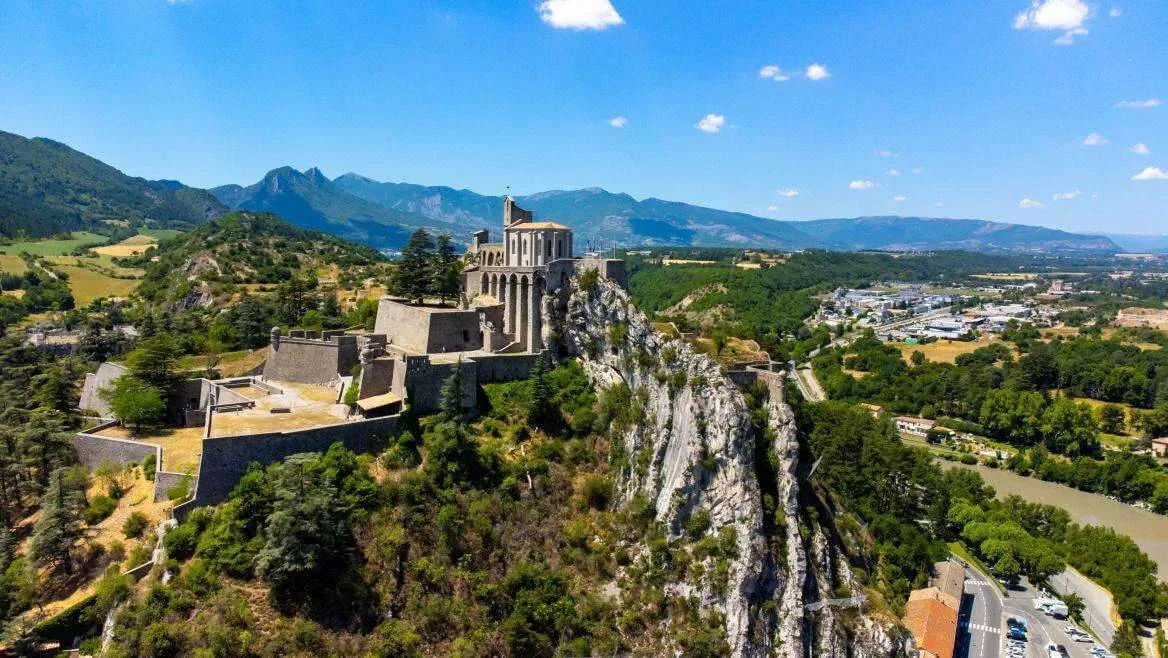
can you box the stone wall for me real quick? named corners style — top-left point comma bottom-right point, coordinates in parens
top-left (574, 257), bottom-right (627, 288)
top-left (154, 471), bottom-right (197, 503)
top-left (358, 357), bottom-right (395, 399)
top-left (264, 336), bottom-right (356, 384)
top-left (374, 300), bottom-right (484, 354)
top-left (78, 362), bottom-right (127, 414)
top-left (73, 429), bottom-right (160, 471)
top-left (402, 356), bottom-right (477, 412)
top-left (471, 352), bottom-right (544, 382)
top-left (189, 415), bottom-right (399, 507)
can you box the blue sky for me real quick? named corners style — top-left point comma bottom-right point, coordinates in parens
top-left (0, 0), bottom-right (1164, 233)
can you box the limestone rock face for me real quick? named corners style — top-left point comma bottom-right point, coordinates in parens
top-left (546, 278), bottom-right (904, 657)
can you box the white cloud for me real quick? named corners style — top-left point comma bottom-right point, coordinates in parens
top-left (805, 63), bottom-right (831, 81)
top-left (1013, 0), bottom-right (1092, 45)
top-left (1052, 190), bottom-right (1081, 201)
top-left (759, 65), bottom-right (791, 82)
top-left (538, 0), bottom-right (624, 30)
top-left (912, 167), bottom-right (926, 174)
top-left (1082, 132), bottom-right (1109, 146)
top-left (1019, 198), bottom-right (1045, 208)
top-left (886, 168), bottom-right (901, 176)
top-left (1132, 167), bottom-right (1168, 181)
top-left (1109, 7), bottom-right (1122, 17)
top-left (874, 149), bottom-right (896, 157)
top-left (933, 202), bottom-right (945, 208)
top-left (767, 205), bottom-right (780, 211)
top-left (608, 116), bottom-right (628, 128)
top-left (776, 188), bottom-right (799, 198)
top-left (1014, 0), bottom-right (1090, 29)
top-left (695, 114), bottom-right (725, 134)
top-left (1115, 99), bottom-right (1161, 109)
top-left (1131, 143), bottom-right (1151, 155)
top-left (849, 179), bottom-right (876, 190)
top-left (893, 195), bottom-right (907, 202)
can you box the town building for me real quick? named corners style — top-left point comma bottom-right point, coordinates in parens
top-left (903, 561), bottom-right (965, 658)
top-left (896, 416), bottom-right (936, 437)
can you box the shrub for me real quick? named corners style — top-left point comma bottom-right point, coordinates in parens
top-left (84, 495), bottom-right (118, 525)
top-left (578, 268), bottom-right (600, 292)
top-left (126, 544), bottom-right (153, 569)
top-left (166, 474), bottom-right (193, 501)
top-left (143, 453), bottom-right (157, 481)
top-left (123, 511), bottom-right (150, 539)
top-left (579, 474), bottom-right (613, 510)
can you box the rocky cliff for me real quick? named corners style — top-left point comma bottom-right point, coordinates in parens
top-left (544, 277), bottom-right (903, 657)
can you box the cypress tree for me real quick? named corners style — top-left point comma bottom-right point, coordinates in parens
top-left (390, 229), bottom-right (435, 304)
top-left (439, 359), bottom-right (465, 424)
top-left (30, 468), bottom-right (85, 576)
top-left (432, 233), bottom-right (461, 305)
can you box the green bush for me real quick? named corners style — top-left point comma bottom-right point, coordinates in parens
top-left (166, 474), bottom-right (193, 501)
top-left (84, 495), bottom-right (118, 525)
top-left (122, 511), bottom-right (150, 539)
top-left (143, 453), bottom-right (157, 481)
top-left (579, 474), bottom-right (613, 510)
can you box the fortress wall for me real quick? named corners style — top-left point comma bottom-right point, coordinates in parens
top-left (78, 362), bottom-right (127, 415)
top-left (358, 357), bottom-right (395, 399)
top-left (73, 430), bottom-right (160, 471)
top-left (574, 258), bottom-right (627, 288)
top-left (154, 471), bottom-right (197, 503)
top-left (423, 311), bottom-right (482, 353)
top-left (403, 356), bottom-right (477, 412)
top-left (264, 338), bottom-right (344, 384)
top-left (374, 301), bottom-right (484, 354)
top-left (472, 352), bottom-right (544, 383)
top-left (374, 302), bottom-right (432, 353)
top-left (188, 415), bottom-right (399, 507)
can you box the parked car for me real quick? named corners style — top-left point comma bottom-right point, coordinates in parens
top-left (1009, 617), bottom-right (1029, 631)
top-left (1046, 642), bottom-right (1061, 658)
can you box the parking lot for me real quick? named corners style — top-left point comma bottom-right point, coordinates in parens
top-left (958, 561), bottom-right (1113, 658)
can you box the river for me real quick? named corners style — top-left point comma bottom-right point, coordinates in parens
top-left (942, 462), bottom-right (1168, 582)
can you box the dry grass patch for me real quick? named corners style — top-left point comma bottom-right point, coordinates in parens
top-left (896, 337), bottom-right (1005, 364)
top-left (91, 234), bottom-right (158, 257)
top-left (53, 265), bottom-right (139, 305)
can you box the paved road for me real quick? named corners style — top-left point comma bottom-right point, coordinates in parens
top-left (1048, 569), bottom-right (1116, 646)
top-left (957, 561), bottom-right (1106, 658)
top-left (958, 565), bottom-right (1003, 658)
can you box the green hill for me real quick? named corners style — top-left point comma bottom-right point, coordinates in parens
top-left (0, 130), bottom-right (227, 238)
top-left (133, 211), bottom-right (387, 306)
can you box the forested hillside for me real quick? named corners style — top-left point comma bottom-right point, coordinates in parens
top-left (131, 211), bottom-right (388, 307)
top-left (0, 130), bottom-right (226, 238)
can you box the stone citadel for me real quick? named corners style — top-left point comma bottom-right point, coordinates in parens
top-left (76, 197), bottom-right (625, 512)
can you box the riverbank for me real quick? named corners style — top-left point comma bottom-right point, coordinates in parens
top-left (941, 461), bottom-right (1168, 583)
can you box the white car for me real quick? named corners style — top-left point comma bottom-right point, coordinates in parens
top-left (1046, 643), bottom-right (1061, 658)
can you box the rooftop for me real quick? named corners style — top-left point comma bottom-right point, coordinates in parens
top-left (904, 588), bottom-right (959, 658)
top-left (508, 221), bottom-right (570, 231)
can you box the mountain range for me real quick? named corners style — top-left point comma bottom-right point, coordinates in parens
top-left (0, 130), bottom-right (1138, 253)
top-left (0, 129), bottom-right (226, 238)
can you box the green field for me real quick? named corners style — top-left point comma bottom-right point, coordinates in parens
top-left (0, 232), bottom-right (108, 257)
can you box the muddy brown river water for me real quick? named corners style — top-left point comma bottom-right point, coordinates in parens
top-left (942, 462), bottom-right (1168, 582)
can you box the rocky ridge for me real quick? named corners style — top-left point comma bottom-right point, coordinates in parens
top-left (544, 276), bottom-right (903, 656)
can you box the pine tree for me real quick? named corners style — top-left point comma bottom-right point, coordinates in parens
top-left (30, 468), bottom-right (85, 576)
top-left (126, 332), bottom-right (181, 395)
top-left (389, 229), bottom-right (435, 304)
top-left (432, 233), bottom-right (461, 305)
top-left (439, 359), bottom-right (465, 424)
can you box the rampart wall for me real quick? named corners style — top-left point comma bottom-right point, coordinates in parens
top-left (187, 415), bottom-right (399, 509)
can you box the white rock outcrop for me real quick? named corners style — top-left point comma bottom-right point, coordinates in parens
top-left (547, 278), bottom-right (903, 657)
